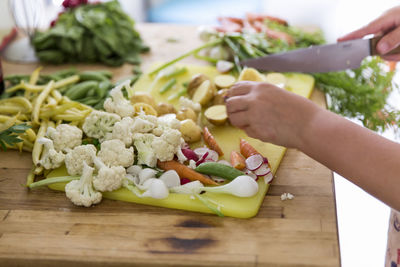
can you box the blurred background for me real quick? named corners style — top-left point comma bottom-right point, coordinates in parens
top-left (1, 0), bottom-right (399, 266)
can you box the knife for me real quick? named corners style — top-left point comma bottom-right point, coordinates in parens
top-left (240, 36), bottom-right (400, 73)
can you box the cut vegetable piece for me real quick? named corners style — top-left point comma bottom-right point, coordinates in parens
top-left (214, 74), bottom-right (236, 89)
top-left (176, 107), bottom-right (197, 121)
top-left (245, 154), bottom-right (263, 171)
top-left (187, 73), bottom-right (209, 97)
top-left (203, 126), bottom-right (224, 156)
top-left (230, 151), bottom-right (246, 170)
top-left (132, 102), bottom-right (158, 116)
top-left (204, 105), bottom-right (228, 125)
top-left (192, 80), bottom-right (215, 105)
top-left (265, 73), bottom-right (286, 88)
top-left (195, 162), bottom-right (245, 181)
top-left (240, 138), bottom-right (260, 158)
top-left (193, 147), bottom-right (209, 158)
top-left (264, 172), bottom-right (274, 184)
top-left (238, 67), bottom-right (266, 82)
top-left (212, 88), bottom-right (228, 105)
top-left (254, 163), bottom-right (270, 176)
top-left (156, 102), bottom-right (177, 116)
top-left (179, 119), bottom-right (202, 143)
top-left (181, 148), bottom-right (199, 161)
top-left (130, 92), bottom-right (157, 108)
top-left (157, 160), bottom-right (218, 185)
top-left (216, 60), bottom-right (234, 73)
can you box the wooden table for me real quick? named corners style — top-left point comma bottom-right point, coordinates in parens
top-left (0, 24), bottom-right (340, 267)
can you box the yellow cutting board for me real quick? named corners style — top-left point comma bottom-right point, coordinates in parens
top-left (48, 64), bottom-right (314, 218)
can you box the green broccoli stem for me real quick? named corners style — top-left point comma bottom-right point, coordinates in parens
top-left (148, 39), bottom-right (222, 76)
top-left (29, 176), bottom-right (80, 189)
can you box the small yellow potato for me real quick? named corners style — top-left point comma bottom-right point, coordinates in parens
top-left (204, 105), bottom-right (228, 126)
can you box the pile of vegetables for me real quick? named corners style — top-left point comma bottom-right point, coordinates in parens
top-left (32, 0), bottom-right (149, 66)
top-left (0, 66), bottom-right (275, 217)
top-left (152, 13), bottom-right (399, 135)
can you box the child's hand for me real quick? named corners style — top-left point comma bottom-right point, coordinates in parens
top-left (225, 81), bottom-right (320, 148)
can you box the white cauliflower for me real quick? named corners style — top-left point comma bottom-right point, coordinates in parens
top-left (65, 144), bottom-right (97, 175)
top-left (179, 96), bottom-right (201, 113)
top-left (46, 124), bottom-right (82, 153)
top-left (37, 137), bottom-right (65, 170)
top-left (160, 129), bottom-right (182, 147)
top-left (83, 110), bottom-right (121, 141)
top-left (133, 133), bottom-right (157, 167)
top-left (103, 80), bottom-right (135, 118)
top-left (111, 117), bottom-right (134, 146)
top-left (151, 137), bottom-right (175, 162)
top-left (131, 116), bottom-right (156, 133)
top-left (65, 162), bottom-right (102, 207)
top-left (97, 139), bottom-right (134, 167)
top-left (152, 114), bottom-right (181, 136)
top-left (92, 156), bottom-right (126, 192)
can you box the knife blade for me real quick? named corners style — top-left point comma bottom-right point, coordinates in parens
top-left (240, 36), bottom-right (400, 73)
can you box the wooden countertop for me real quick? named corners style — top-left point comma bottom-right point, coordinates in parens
top-left (0, 24), bottom-right (340, 266)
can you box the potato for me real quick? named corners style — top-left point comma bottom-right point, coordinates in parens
top-left (130, 92), bottom-right (157, 108)
top-left (179, 119), bottom-right (202, 143)
top-left (238, 67), bottom-right (266, 82)
top-left (156, 102), bottom-right (177, 116)
top-left (132, 103), bottom-right (158, 116)
top-left (204, 105), bottom-right (228, 125)
top-left (212, 88), bottom-right (228, 105)
top-left (192, 80), bottom-right (215, 106)
top-left (176, 107), bottom-right (197, 121)
top-left (214, 74), bottom-right (236, 89)
top-left (187, 74), bottom-right (209, 97)
top-left (265, 72), bottom-right (286, 88)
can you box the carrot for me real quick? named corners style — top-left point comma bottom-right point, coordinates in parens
top-left (230, 151), bottom-right (246, 170)
top-left (203, 126), bottom-right (224, 156)
top-left (387, 61), bottom-right (397, 72)
top-left (239, 138), bottom-right (259, 158)
top-left (157, 160), bottom-right (218, 186)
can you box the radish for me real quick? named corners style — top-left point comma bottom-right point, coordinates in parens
top-left (196, 151), bottom-right (209, 166)
top-left (200, 175), bottom-right (259, 197)
top-left (194, 147), bottom-right (209, 158)
top-left (206, 149), bottom-right (219, 161)
top-left (159, 170), bottom-right (181, 188)
top-left (264, 172), bottom-right (274, 184)
top-left (181, 148), bottom-right (199, 161)
top-left (253, 163), bottom-right (270, 176)
top-left (245, 154), bottom-right (263, 171)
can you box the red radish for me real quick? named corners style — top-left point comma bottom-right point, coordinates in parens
top-left (254, 163), bottom-right (270, 176)
top-left (245, 154), bottom-right (263, 171)
top-left (196, 152), bottom-right (209, 166)
top-left (181, 148), bottom-right (199, 161)
top-left (264, 172), bottom-right (274, 184)
top-left (180, 178), bottom-right (191, 185)
top-left (194, 147), bottom-right (209, 158)
top-left (263, 157), bottom-right (269, 164)
top-left (206, 150), bottom-right (219, 162)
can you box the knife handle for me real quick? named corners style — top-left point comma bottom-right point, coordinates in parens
top-left (370, 36), bottom-right (400, 55)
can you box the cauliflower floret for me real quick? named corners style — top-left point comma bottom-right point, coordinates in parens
top-left (65, 144), bottom-right (97, 175)
top-left (97, 139), bottom-right (134, 167)
top-left (37, 137), bottom-right (65, 170)
top-left (103, 80), bottom-right (134, 118)
top-left (151, 137), bottom-right (175, 162)
top-left (152, 114), bottom-right (181, 136)
top-left (83, 110), bottom-right (121, 141)
top-left (65, 162), bottom-right (102, 207)
top-left (92, 156), bottom-right (126, 192)
top-left (133, 133), bottom-right (157, 167)
top-left (160, 129), bottom-right (182, 147)
top-left (111, 117), bottom-right (134, 146)
top-left (131, 117), bottom-right (156, 133)
top-left (179, 96), bottom-right (201, 113)
top-left (46, 124), bottom-right (82, 152)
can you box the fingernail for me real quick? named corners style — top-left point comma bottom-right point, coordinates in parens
top-left (223, 95), bottom-right (228, 102)
top-left (378, 42), bottom-right (390, 54)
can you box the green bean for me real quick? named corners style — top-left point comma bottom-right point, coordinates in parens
top-left (159, 78), bottom-right (176, 94)
top-left (79, 71), bottom-right (109, 82)
top-left (195, 162), bottom-right (245, 181)
top-left (65, 81), bottom-right (99, 100)
top-left (97, 80), bottom-right (112, 98)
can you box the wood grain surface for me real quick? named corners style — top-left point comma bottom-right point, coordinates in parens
top-left (0, 24), bottom-right (340, 266)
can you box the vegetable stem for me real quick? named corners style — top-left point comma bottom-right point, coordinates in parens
top-left (29, 176), bottom-right (80, 189)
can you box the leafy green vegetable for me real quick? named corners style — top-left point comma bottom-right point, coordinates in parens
top-left (0, 123), bottom-right (32, 151)
top-left (314, 56), bottom-right (398, 133)
top-left (32, 0), bottom-right (148, 66)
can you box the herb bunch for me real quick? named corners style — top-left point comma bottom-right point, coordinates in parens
top-left (0, 123), bottom-right (32, 151)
